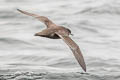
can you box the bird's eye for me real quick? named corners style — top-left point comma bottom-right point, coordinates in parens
top-left (67, 29), bottom-right (71, 33)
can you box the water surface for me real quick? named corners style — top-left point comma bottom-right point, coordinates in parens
top-left (0, 0), bottom-right (120, 80)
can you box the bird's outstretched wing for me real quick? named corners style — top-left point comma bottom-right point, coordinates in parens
top-left (17, 9), bottom-right (57, 28)
top-left (56, 32), bottom-right (86, 72)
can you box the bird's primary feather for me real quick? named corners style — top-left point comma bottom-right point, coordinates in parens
top-left (17, 9), bottom-right (57, 28)
top-left (55, 32), bottom-right (86, 72)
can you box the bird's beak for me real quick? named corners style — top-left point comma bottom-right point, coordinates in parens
top-left (70, 33), bottom-right (74, 36)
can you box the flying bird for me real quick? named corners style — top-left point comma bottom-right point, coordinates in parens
top-left (17, 9), bottom-right (86, 72)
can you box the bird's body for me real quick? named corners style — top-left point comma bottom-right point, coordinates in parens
top-left (35, 26), bottom-right (70, 39)
top-left (17, 9), bottom-right (86, 72)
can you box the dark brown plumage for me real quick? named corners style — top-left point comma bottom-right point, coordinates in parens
top-left (17, 9), bottom-right (86, 72)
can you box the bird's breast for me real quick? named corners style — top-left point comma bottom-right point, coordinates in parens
top-left (49, 33), bottom-right (60, 39)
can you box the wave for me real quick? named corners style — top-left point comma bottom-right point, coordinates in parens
top-left (0, 69), bottom-right (120, 80)
top-left (80, 3), bottom-right (120, 15)
top-left (0, 37), bottom-right (33, 49)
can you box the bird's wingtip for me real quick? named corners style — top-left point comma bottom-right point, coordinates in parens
top-left (17, 9), bottom-right (25, 14)
top-left (83, 64), bottom-right (87, 72)
top-left (84, 68), bottom-right (86, 72)
top-left (80, 62), bottom-right (87, 72)
top-left (17, 9), bottom-right (21, 12)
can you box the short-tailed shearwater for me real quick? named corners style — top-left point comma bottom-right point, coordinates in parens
top-left (17, 9), bottom-right (86, 72)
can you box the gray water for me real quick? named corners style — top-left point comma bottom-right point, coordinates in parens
top-left (0, 0), bottom-right (120, 80)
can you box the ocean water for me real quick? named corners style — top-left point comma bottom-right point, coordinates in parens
top-left (0, 0), bottom-right (120, 80)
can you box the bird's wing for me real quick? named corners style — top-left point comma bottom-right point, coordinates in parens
top-left (17, 9), bottom-right (57, 28)
top-left (55, 32), bottom-right (86, 72)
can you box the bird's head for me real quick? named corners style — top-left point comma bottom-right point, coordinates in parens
top-left (66, 28), bottom-right (73, 36)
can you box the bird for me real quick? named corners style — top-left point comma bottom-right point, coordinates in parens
top-left (17, 9), bottom-right (86, 72)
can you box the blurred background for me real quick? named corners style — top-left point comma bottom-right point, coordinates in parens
top-left (0, 0), bottom-right (120, 80)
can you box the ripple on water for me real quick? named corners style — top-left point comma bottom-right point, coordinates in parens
top-left (0, 71), bottom-right (120, 80)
